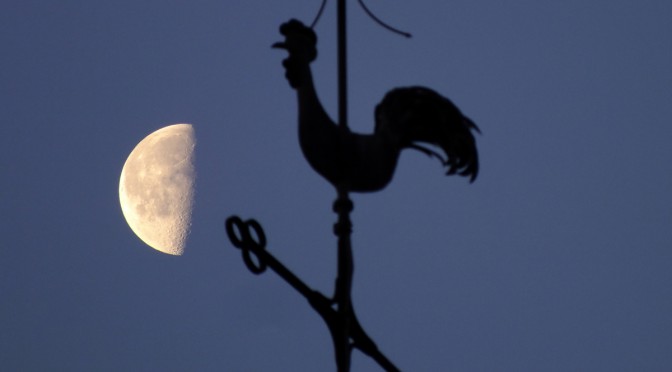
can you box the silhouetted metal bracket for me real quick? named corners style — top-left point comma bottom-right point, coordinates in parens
top-left (223, 1), bottom-right (418, 370)
top-left (225, 215), bottom-right (400, 371)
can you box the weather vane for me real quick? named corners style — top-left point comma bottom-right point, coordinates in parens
top-left (226, 1), bottom-right (480, 371)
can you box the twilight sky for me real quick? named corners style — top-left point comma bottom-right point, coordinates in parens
top-left (2, 1), bottom-right (672, 371)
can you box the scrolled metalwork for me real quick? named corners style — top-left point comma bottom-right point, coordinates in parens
top-left (225, 216), bottom-right (267, 274)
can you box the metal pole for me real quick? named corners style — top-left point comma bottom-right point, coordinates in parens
top-left (334, 1), bottom-right (353, 371)
top-left (337, 0), bottom-right (347, 130)
top-left (333, 193), bottom-right (353, 372)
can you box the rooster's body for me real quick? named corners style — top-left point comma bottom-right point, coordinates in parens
top-left (274, 20), bottom-right (480, 192)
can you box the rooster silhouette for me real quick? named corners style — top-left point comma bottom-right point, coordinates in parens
top-left (273, 20), bottom-right (480, 192)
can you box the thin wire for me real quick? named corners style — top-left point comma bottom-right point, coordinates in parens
top-left (357, 0), bottom-right (412, 38)
top-left (310, 0), bottom-right (328, 28)
top-left (310, 0), bottom-right (411, 38)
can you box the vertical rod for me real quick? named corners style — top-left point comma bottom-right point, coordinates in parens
top-left (335, 2), bottom-right (352, 371)
top-left (333, 192), bottom-right (353, 372)
top-left (337, 0), bottom-right (347, 130)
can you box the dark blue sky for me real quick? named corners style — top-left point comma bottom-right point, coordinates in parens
top-left (2, 1), bottom-right (672, 371)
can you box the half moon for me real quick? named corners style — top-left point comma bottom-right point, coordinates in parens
top-left (119, 124), bottom-right (196, 255)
